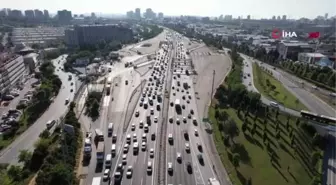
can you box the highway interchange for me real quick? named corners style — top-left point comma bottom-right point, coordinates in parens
top-left (0, 29), bottom-right (335, 185)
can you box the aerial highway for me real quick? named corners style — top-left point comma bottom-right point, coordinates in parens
top-left (0, 54), bottom-right (76, 165)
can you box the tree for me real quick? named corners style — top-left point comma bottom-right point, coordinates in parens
top-left (7, 165), bottom-right (22, 181)
top-left (90, 99), bottom-right (100, 119)
top-left (215, 109), bottom-right (220, 119)
top-left (311, 151), bottom-right (321, 166)
top-left (39, 129), bottom-right (50, 139)
top-left (18, 150), bottom-right (32, 167)
top-left (232, 153), bottom-right (240, 168)
top-left (36, 163), bottom-right (73, 185)
top-left (223, 119), bottom-right (240, 143)
top-left (295, 118), bottom-right (300, 126)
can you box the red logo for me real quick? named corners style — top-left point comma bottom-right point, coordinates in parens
top-left (308, 32), bottom-right (320, 39)
top-left (272, 29), bottom-right (282, 39)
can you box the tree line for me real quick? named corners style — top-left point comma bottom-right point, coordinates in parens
top-left (137, 24), bottom-right (163, 41)
top-left (0, 102), bottom-right (81, 185)
top-left (85, 91), bottom-right (102, 120)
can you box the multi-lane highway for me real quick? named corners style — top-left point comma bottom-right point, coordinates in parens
top-left (109, 46), bottom-right (170, 185)
top-left (0, 54), bottom-right (75, 165)
top-left (165, 40), bottom-right (217, 185)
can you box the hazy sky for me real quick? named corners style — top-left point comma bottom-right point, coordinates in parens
top-left (2, 0), bottom-right (336, 19)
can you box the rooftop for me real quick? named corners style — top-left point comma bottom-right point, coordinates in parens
top-left (0, 52), bottom-right (20, 66)
top-left (304, 53), bottom-right (326, 58)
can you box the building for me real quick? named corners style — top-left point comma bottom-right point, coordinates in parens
top-left (65, 24), bottom-right (134, 47)
top-left (298, 52), bottom-right (326, 64)
top-left (272, 15), bottom-right (276, 20)
top-left (135, 8), bottom-right (141, 19)
top-left (91, 12), bottom-right (96, 18)
top-left (247, 15), bottom-right (251, 20)
top-left (43, 10), bottom-right (49, 19)
top-left (57, 10), bottom-right (72, 23)
top-left (277, 15), bottom-right (281, 20)
top-left (144, 8), bottom-right (155, 19)
top-left (23, 53), bottom-right (39, 73)
top-left (24, 10), bottom-right (34, 19)
top-left (126, 11), bottom-right (134, 18)
top-left (0, 53), bottom-right (27, 96)
top-left (34, 9), bottom-right (43, 19)
top-left (158, 12), bottom-right (164, 19)
top-left (12, 27), bottom-right (65, 46)
top-left (282, 15), bottom-right (287, 20)
top-left (8, 9), bottom-right (23, 19)
top-left (277, 41), bottom-right (314, 59)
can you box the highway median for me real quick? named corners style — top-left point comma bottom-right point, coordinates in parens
top-left (252, 62), bottom-right (308, 111)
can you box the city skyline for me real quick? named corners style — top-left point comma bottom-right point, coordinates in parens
top-left (1, 0), bottom-right (335, 19)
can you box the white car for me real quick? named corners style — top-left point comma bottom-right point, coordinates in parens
top-left (126, 166), bottom-right (133, 177)
top-left (131, 123), bottom-right (136, 131)
top-left (176, 152), bottom-right (182, 161)
top-left (154, 116), bottom-right (158, 123)
top-left (194, 129), bottom-right (199, 136)
top-left (168, 134), bottom-right (173, 141)
top-left (133, 133), bottom-right (137, 142)
top-left (142, 142), bottom-right (147, 150)
top-left (168, 162), bottom-right (173, 172)
top-left (185, 143), bottom-right (190, 152)
top-left (149, 148), bottom-right (154, 158)
top-left (122, 154), bottom-right (127, 164)
top-left (124, 144), bottom-right (129, 153)
top-left (103, 169), bottom-right (110, 181)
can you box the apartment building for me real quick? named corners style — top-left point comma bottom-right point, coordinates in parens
top-left (277, 41), bottom-right (314, 59)
top-left (0, 53), bottom-right (27, 96)
top-left (12, 27), bottom-right (65, 46)
top-left (65, 24), bottom-right (134, 47)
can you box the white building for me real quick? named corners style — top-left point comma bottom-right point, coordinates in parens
top-left (298, 52), bottom-right (326, 64)
top-left (0, 53), bottom-right (28, 95)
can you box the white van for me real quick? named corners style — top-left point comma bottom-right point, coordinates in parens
top-left (105, 154), bottom-right (112, 167)
top-left (108, 123), bottom-right (114, 135)
top-left (111, 144), bottom-right (116, 155)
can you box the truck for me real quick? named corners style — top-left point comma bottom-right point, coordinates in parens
top-left (175, 99), bottom-right (181, 113)
top-left (183, 82), bottom-right (189, 89)
top-left (106, 84), bottom-right (111, 95)
top-left (96, 141), bottom-right (105, 164)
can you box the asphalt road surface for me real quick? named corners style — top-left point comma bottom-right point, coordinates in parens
top-left (108, 47), bottom-right (169, 185)
top-left (240, 55), bottom-right (300, 117)
top-left (0, 54), bottom-right (75, 165)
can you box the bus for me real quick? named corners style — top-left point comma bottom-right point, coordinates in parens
top-left (300, 110), bottom-right (336, 125)
top-left (208, 178), bottom-right (220, 185)
top-left (91, 177), bottom-right (101, 185)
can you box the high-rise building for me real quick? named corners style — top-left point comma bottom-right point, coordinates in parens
top-left (91, 12), bottom-right (96, 18)
top-left (282, 15), bottom-right (287, 20)
top-left (65, 24), bottom-right (134, 47)
top-left (145, 8), bottom-right (155, 19)
top-left (8, 10), bottom-right (23, 19)
top-left (135, 8), bottom-right (141, 19)
top-left (34, 9), bottom-right (44, 19)
top-left (325, 13), bottom-right (328, 19)
top-left (25, 10), bottom-right (35, 19)
top-left (247, 15), bottom-right (251, 20)
top-left (219, 15), bottom-right (223, 20)
top-left (57, 10), bottom-right (72, 23)
top-left (158, 12), bottom-right (164, 19)
top-left (43, 10), bottom-right (49, 19)
top-left (277, 15), bottom-right (281, 20)
top-left (126, 11), bottom-right (134, 18)
top-left (272, 15), bottom-right (276, 20)
top-left (0, 9), bottom-right (7, 17)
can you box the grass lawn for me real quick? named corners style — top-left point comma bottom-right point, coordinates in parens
top-left (252, 63), bottom-right (308, 111)
top-left (209, 105), bottom-right (320, 185)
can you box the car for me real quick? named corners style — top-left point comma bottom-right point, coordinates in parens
top-left (182, 95), bottom-right (185, 100)
top-left (168, 162), bottom-right (173, 172)
top-left (151, 133), bottom-right (156, 140)
top-left (126, 166), bottom-right (133, 178)
top-left (186, 162), bottom-right (192, 173)
top-left (122, 154), bottom-right (127, 164)
top-left (149, 148), bottom-right (154, 158)
top-left (147, 161), bottom-right (153, 174)
top-left (142, 142), bottom-right (147, 151)
top-left (139, 120), bottom-right (144, 128)
top-left (193, 118), bottom-right (198, 125)
top-left (186, 100), bottom-right (190, 104)
top-left (126, 134), bottom-right (131, 144)
top-left (249, 82), bottom-right (251, 86)
top-left (170, 102), bottom-right (174, 106)
top-left (168, 134), bottom-right (173, 142)
top-left (197, 154), bottom-right (204, 165)
top-left (169, 117), bottom-right (173, 123)
top-left (103, 169), bottom-right (110, 181)
top-left (131, 124), bottom-right (136, 131)
top-left (135, 110), bottom-right (140, 117)
top-left (154, 116), bottom-right (158, 123)
top-left (176, 118), bottom-right (180, 125)
top-left (133, 133), bottom-right (137, 142)
top-left (124, 144), bottom-right (129, 153)
top-left (182, 104), bottom-right (185, 109)
top-left (183, 117), bottom-right (187, 123)
top-left (194, 129), bottom-right (199, 136)
top-left (114, 171), bottom-right (122, 181)
top-left (190, 109), bottom-right (194, 115)
top-left (139, 102), bottom-right (143, 106)
top-left (185, 143), bottom-right (190, 152)
top-left (177, 152), bottom-right (182, 162)
top-left (70, 89), bottom-right (73, 92)
top-left (197, 143), bottom-right (203, 152)
top-left (188, 114), bottom-right (192, 119)
top-left (188, 95), bottom-right (192, 99)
